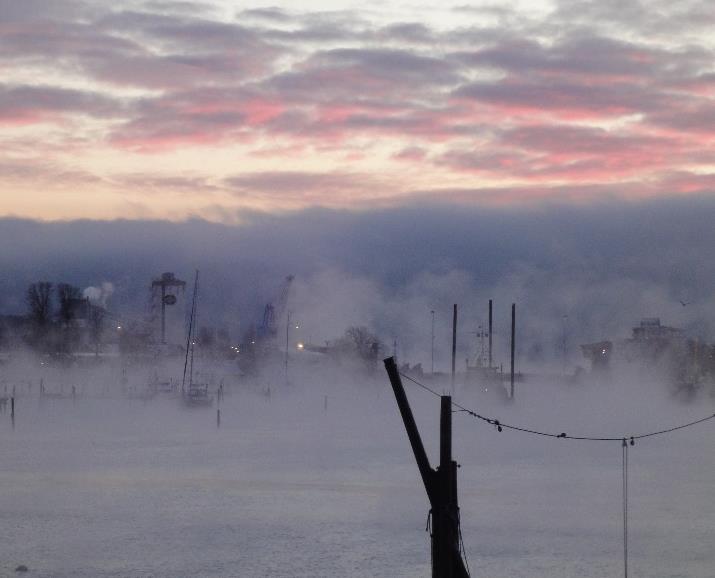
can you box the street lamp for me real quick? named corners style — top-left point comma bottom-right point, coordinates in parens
top-left (285, 311), bottom-right (291, 381)
top-left (430, 310), bottom-right (435, 374)
top-left (285, 313), bottom-right (300, 381)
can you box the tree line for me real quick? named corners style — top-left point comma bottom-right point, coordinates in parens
top-left (1, 282), bottom-right (104, 354)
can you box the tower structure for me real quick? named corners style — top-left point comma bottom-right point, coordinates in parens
top-left (151, 272), bottom-right (186, 345)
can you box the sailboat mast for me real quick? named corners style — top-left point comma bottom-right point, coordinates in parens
top-left (182, 270), bottom-right (199, 393)
top-left (189, 272), bottom-right (199, 386)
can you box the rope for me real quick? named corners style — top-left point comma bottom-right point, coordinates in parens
top-left (622, 439), bottom-right (629, 578)
top-left (458, 509), bottom-right (471, 577)
top-left (398, 372), bottom-right (715, 442)
top-left (425, 509), bottom-right (433, 570)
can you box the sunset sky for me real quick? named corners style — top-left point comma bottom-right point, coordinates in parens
top-left (2, 0), bottom-right (714, 222)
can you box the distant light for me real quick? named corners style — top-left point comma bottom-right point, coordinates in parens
top-left (602, 349), bottom-right (606, 354)
top-left (251, 341), bottom-right (255, 344)
top-left (297, 342), bottom-right (304, 350)
top-left (117, 325), bottom-right (122, 330)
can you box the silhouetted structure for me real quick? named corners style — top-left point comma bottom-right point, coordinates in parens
top-left (385, 357), bottom-right (470, 578)
top-left (510, 303), bottom-right (516, 399)
top-left (451, 304), bottom-right (457, 392)
top-left (151, 272), bottom-right (186, 344)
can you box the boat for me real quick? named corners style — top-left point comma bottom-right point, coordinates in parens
top-left (148, 371), bottom-right (178, 396)
top-left (181, 270), bottom-right (213, 407)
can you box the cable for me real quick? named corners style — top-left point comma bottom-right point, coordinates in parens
top-left (399, 371), bottom-right (442, 399)
top-left (398, 372), bottom-right (715, 443)
top-left (622, 438), bottom-right (629, 578)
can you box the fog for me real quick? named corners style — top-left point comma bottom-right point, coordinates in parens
top-left (1, 359), bottom-right (713, 577)
top-left (1, 197), bottom-right (714, 576)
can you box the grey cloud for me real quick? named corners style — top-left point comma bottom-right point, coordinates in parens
top-left (437, 148), bottom-right (529, 173)
top-left (313, 48), bottom-right (462, 85)
top-left (0, 0), bottom-right (96, 22)
top-left (113, 15), bottom-right (262, 51)
top-left (0, 84), bottom-right (124, 120)
top-left (455, 77), bottom-right (666, 116)
top-left (2, 196), bottom-right (715, 358)
top-left (455, 35), bottom-right (690, 79)
top-left (264, 48), bottom-right (461, 107)
top-left (238, 7), bottom-right (293, 23)
top-left (225, 171), bottom-right (392, 204)
top-left (376, 23), bottom-right (435, 44)
top-left (0, 158), bottom-right (103, 185)
top-left (0, 18), bottom-right (143, 65)
top-left (107, 86), bottom-right (269, 147)
top-left (141, 1), bottom-right (216, 16)
top-left (112, 173), bottom-right (221, 195)
top-left (86, 52), bottom-right (254, 90)
top-left (551, 0), bottom-right (715, 40)
top-left (1, 7), bottom-right (280, 92)
top-left (499, 124), bottom-right (674, 155)
top-left (649, 104), bottom-right (715, 134)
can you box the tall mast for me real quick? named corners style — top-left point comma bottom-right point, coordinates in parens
top-left (182, 270), bottom-right (199, 393)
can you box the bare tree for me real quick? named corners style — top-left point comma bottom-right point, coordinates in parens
top-left (343, 326), bottom-right (377, 352)
top-left (88, 304), bottom-right (104, 356)
top-left (57, 283), bottom-right (81, 326)
top-left (336, 325), bottom-right (382, 372)
top-left (26, 281), bottom-right (54, 351)
top-left (26, 282), bottom-right (53, 327)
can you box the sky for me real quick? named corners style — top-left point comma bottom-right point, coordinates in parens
top-left (1, 0), bottom-right (714, 221)
top-left (2, 1), bottom-right (715, 360)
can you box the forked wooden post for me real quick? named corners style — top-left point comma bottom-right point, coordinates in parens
top-left (384, 357), bottom-right (470, 578)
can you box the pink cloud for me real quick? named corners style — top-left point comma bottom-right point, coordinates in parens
top-left (2, 2), bottom-right (714, 213)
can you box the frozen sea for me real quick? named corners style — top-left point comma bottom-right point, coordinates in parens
top-left (1, 373), bottom-right (713, 578)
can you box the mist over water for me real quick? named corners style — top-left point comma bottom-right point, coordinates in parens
top-left (1, 201), bottom-right (714, 576)
top-left (1, 359), bottom-right (712, 578)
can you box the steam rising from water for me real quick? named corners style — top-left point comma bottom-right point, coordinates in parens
top-left (0, 357), bottom-right (712, 577)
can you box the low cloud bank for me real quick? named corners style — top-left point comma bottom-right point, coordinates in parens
top-left (1, 195), bottom-right (714, 367)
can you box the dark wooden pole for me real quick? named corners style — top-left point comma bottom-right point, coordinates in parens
top-left (384, 358), bottom-right (470, 578)
top-left (451, 304), bottom-right (457, 392)
top-left (439, 396), bottom-right (452, 469)
top-left (384, 356), bottom-right (436, 503)
top-left (510, 303), bottom-right (516, 399)
top-left (433, 395), bottom-right (465, 578)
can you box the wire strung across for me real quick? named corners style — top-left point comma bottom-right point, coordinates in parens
top-left (396, 370), bottom-right (714, 578)
top-left (398, 372), bottom-right (715, 443)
